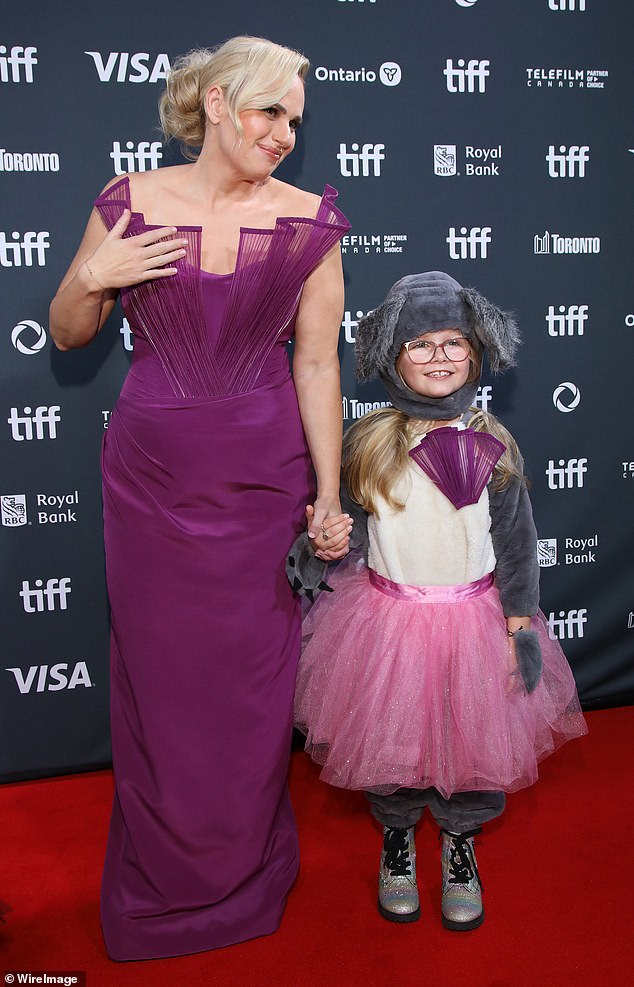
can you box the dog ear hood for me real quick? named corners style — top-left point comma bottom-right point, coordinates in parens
top-left (459, 287), bottom-right (520, 373)
top-left (355, 285), bottom-right (409, 383)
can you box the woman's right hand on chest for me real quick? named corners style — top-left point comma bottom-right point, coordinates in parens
top-left (85, 209), bottom-right (189, 289)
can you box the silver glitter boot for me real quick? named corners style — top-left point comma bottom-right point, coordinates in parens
top-left (378, 826), bottom-right (420, 923)
top-left (440, 828), bottom-right (484, 931)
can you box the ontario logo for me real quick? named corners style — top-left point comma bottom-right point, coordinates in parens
top-left (315, 61), bottom-right (401, 86)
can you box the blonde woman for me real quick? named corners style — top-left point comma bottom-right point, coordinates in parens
top-left (50, 36), bottom-right (351, 961)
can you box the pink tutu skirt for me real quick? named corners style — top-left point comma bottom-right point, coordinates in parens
top-left (295, 559), bottom-right (587, 799)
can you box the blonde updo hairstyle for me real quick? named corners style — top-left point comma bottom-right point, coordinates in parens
top-left (159, 36), bottom-right (310, 159)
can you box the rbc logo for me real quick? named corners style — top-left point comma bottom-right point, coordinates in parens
top-left (444, 59), bottom-right (490, 93)
top-left (337, 143), bottom-right (385, 177)
top-left (546, 145), bottom-right (590, 177)
top-left (19, 577), bottom-right (71, 613)
top-left (7, 406), bottom-right (61, 441)
top-left (85, 51), bottom-right (170, 83)
top-left (537, 538), bottom-right (558, 567)
top-left (0, 45), bottom-right (37, 83)
top-left (446, 226), bottom-right (492, 259)
top-left (1, 494), bottom-right (27, 527)
top-left (0, 232), bottom-right (49, 267)
top-left (110, 141), bottom-right (162, 174)
top-left (546, 305), bottom-right (588, 336)
top-left (546, 458), bottom-right (588, 489)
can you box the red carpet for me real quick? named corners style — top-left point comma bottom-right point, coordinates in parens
top-left (1, 707), bottom-right (632, 987)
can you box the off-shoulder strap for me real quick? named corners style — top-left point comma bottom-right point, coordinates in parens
top-left (94, 176), bottom-right (140, 232)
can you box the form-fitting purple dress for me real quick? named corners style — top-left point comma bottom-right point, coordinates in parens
top-left (94, 177), bottom-right (349, 961)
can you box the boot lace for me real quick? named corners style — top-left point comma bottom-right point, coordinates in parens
top-left (443, 828), bottom-right (483, 889)
top-left (383, 827), bottom-right (413, 877)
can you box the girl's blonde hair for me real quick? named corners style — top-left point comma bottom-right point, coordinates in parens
top-left (159, 36), bottom-right (309, 159)
top-left (343, 407), bottom-right (526, 517)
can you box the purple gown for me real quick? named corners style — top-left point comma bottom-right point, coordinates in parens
top-left (94, 177), bottom-right (349, 961)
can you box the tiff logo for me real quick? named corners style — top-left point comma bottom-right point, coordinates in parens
top-left (546, 305), bottom-right (588, 336)
top-left (342, 310), bottom-right (367, 344)
top-left (0, 45), bottom-right (37, 83)
top-left (85, 51), bottom-right (170, 83)
top-left (7, 406), bottom-right (61, 441)
top-left (474, 385), bottom-right (492, 412)
top-left (20, 577), bottom-right (71, 612)
top-left (111, 140), bottom-right (162, 174)
top-left (546, 145), bottom-right (590, 177)
top-left (546, 458), bottom-right (588, 489)
top-left (446, 226), bottom-right (492, 259)
top-left (548, 609), bottom-right (588, 640)
top-left (0, 231), bottom-right (49, 267)
top-left (548, 0), bottom-right (586, 10)
top-left (444, 59), bottom-right (490, 93)
top-left (337, 143), bottom-right (385, 177)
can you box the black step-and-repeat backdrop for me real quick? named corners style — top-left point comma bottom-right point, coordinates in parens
top-left (2, 0), bottom-right (633, 780)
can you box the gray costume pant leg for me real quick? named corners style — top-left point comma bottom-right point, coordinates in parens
top-left (365, 787), bottom-right (505, 832)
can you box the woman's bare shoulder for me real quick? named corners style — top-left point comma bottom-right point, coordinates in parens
top-left (270, 180), bottom-right (323, 219)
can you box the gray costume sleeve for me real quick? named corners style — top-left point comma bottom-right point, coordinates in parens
top-left (488, 471), bottom-right (540, 617)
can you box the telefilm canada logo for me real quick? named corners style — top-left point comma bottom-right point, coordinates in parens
top-left (85, 51), bottom-right (170, 83)
top-left (526, 67), bottom-right (608, 89)
top-left (434, 144), bottom-right (502, 177)
top-left (534, 231), bottom-right (600, 255)
top-left (314, 61), bottom-right (401, 86)
top-left (340, 232), bottom-right (408, 257)
top-left (0, 148), bottom-right (60, 172)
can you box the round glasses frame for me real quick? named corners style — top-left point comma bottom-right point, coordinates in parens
top-left (402, 337), bottom-right (471, 365)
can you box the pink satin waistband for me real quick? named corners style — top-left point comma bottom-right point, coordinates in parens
top-left (368, 569), bottom-right (494, 603)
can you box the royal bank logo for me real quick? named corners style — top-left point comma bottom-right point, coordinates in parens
top-left (0, 45), bottom-right (37, 83)
top-left (5, 661), bottom-right (93, 693)
top-left (447, 226), bottom-right (492, 259)
top-left (548, 0), bottom-right (586, 10)
top-left (0, 232), bottom-right (50, 267)
top-left (435, 144), bottom-right (502, 177)
top-left (0, 149), bottom-right (60, 172)
top-left (19, 577), bottom-right (71, 613)
top-left (553, 382), bottom-right (581, 413)
top-left (434, 145), bottom-right (457, 176)
top-left (534, 231), bottom-right (600, 255)
top-left (315, 61), bottom-right (401, 87)
top-left (546, 458), bottom-right (588, 489)
top-left (564, 535), bottom-right (597, 564)
top-left (526, 68), bottom-right (607, 89)
top-left (7, 406), bottom-right (61, 441)
top-left (548, 610), bottom-right (588, 641)
top-left (444, 59), bottom-right (490, 94)
top-left (85, 51), bottom-right (170, 83)
top-left (537, 538), bottom-right (558, 567)
top-left (546, 305), bottom-right (588, 336)
top-left (110, 140), bottom-right (162, 174)
top-left (340, 232), bottom-right (407, 256)
top-left (546, 145), bottom-right (590, 178)
top-left (337, 143), bottom-right (385, 177)
top-left (1, 494), bottom-right (27, 526)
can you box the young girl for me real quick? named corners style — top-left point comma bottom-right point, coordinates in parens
top-left (291, 272), bottom-right (587, 931)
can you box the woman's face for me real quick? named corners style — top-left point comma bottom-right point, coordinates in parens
top-left (395, 328), bottom-right (473, 399)
top-left (214, 75), bottom-right (305, 179)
